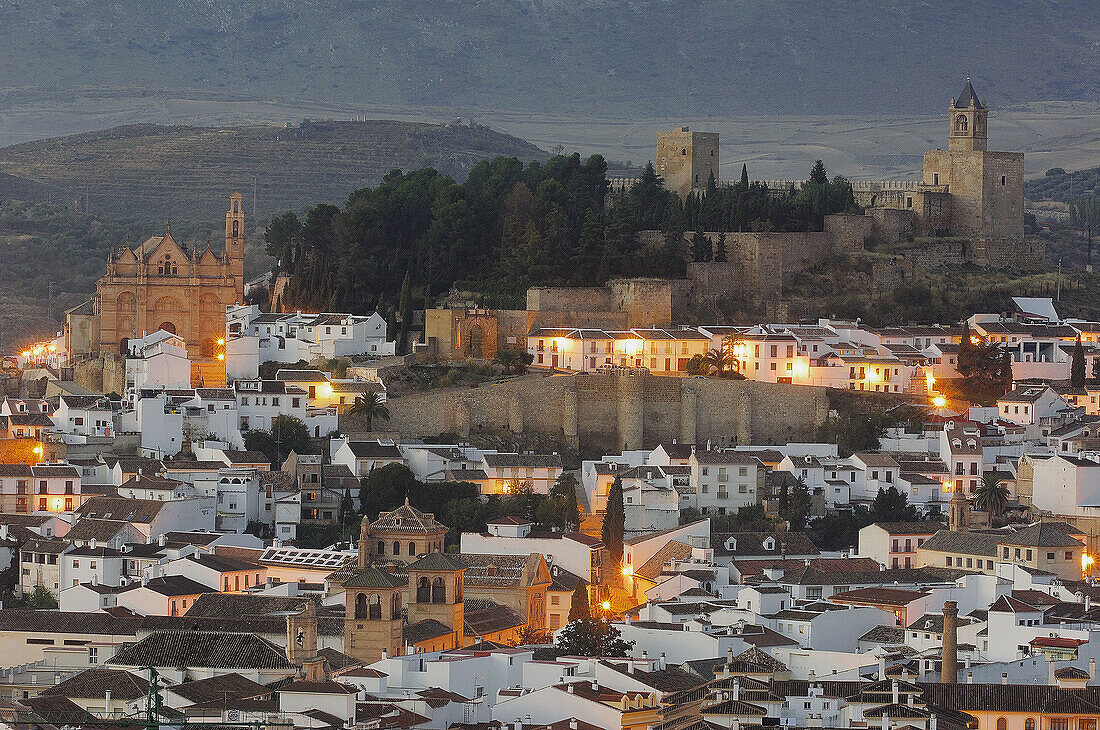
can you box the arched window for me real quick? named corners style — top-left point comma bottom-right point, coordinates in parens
top-left (955, 114), bottom-right (969, 133)
top-left (391, 592), bottom-right (401, 620)
top-left (232, 220), bottom-right (240, 238)
top-left (432, 577), bottom-right (446, 604)
top-left (681, 148), bottom-right (687, 156)
top-left (377, 540), bottom-right (385, 555)
top-left (455, 576), bottom-right (462, 603)
top-left (996, 718), bottom-right (1007, 730)
top-left (416, 577), bottom-right (431, 603)
top-left (158, 255), bottom-right (177, 276)
top-left (1025, 719), bottom-right (1035, 730)
top-left (393, 541), bottom-right (401, 556)
top-left (409, 541), bottom-right (416, 557)
top-left (354, 593), bottom-right (368, 619)
top-left (368, 594), bottom-right (382, 620)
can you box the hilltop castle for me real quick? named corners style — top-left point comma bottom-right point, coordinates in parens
top-left (66, 193), bottom-right (246, 360)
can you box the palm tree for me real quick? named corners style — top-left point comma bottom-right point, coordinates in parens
top-left (972, 472), bottom-right (1010, 517)
top-left (703, 348), bottom-right (732, 377)
top-left (346, 392), bottom-right (390, 431)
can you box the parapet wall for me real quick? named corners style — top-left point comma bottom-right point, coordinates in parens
top-left (384, 372), bottom-right (829, 457)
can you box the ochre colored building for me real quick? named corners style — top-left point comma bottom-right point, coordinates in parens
top-left (82, 193), bottom-right (246, 357)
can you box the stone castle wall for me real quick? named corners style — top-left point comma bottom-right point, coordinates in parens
top-left (73, 353), bottom-right (126, 395)
top-left (823, 214), bottom-right (874, 250)
top-left (384, 372), bottom-right (829, 457)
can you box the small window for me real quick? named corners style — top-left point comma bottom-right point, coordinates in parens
top-left (1001, 175), bottom-right (1007, 186)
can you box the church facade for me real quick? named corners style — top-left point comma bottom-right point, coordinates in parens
top-left (67, 193), bottom-right (246, 359)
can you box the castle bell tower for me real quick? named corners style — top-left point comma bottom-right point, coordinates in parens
top-left (225, 192), bottom-right (245, 301)
top-left (948, 78), bottom-right (988, 152)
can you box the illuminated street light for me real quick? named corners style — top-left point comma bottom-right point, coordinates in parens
top-left (932, 396), bottom-right (947, 408)
top-left (601, 601), bottom-right (611, 611)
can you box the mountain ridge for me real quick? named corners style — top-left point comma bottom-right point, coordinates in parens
top-left (0, 1), bottom-right (1095, 120)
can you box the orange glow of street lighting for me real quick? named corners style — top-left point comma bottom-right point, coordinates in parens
top-left (932, 396), bottom-right (947, 408)
top-left (601, 601), bottom-right (611, 611)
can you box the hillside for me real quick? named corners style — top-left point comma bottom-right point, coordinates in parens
top-left (1026, 166), bottom-right (1100, 202)
top-left (0, 120), bottom-right (547, 220)
top-left (0, 2), bottom-right (1095, 122)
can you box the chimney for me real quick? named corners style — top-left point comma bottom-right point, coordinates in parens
top-left (659, 652), bottom-right (666, 670)
top-left (1001, 673), bottom-right (1008, 685)
top-left (1049, 658), bottom-right (1057, 686)
top-left (966, 672), bottom-right (973, 684)
top-left (732, 679), bottom-right (740, 701)
top-left (941, 601), bottom-right (959, 684)
top-left (1087, 594), bottom-right (1092, 612)
top-left (91, 574), bottom-right (98, 587)
top-left (567, 683), bottom-right (574, 694)
top-left (881, 714), bottom-right (889, 730)
top-left (158, 534), bottom-right (166, 547)
top-left (513, 722), bottom-right (522, 730)
top-left (628, 660), bottom-right (635, 675)
top-left (591, 680), bottom-right (598, 692)
top-left (1091, 658), bottom-right (1096, 680)
top-left (891, 680), bottom-right (899, 705)
top-left (104, 689), bottom-right (111, 710)
top-left (878, 655), bottom-right (886, 680)
top-left (569, 720), bottom-right (578, 730)
top-left (381, 649), bottom-right (388, 660)
top-left (930, 714), bottom-right (938, 730)
top-left (141, 574), bottom-right (148, 587)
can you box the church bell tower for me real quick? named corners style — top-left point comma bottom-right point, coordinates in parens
top-left (225, 192), bottom-right (245, 302)
top-left (948, 78), bottom-right (988, 152)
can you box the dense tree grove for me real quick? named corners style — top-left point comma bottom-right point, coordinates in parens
top-left (268, 156), bottom-right (859, 314)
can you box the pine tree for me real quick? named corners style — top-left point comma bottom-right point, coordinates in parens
top-left (715, 231), bottom-right (728, 262)
top-left (602, 475), bottom-right (625, 569)
top-left (739, 163), bottom-right (749, 189)
top-left (1072, 336), bottom-right (1087, 388)
top-left (809, 160), bottom-right (828, 185)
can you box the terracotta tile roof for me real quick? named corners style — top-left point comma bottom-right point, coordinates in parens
top-left (369, 499), bottom-right (447, 535)
top-left (108, 630), bottom-right (293, 670)
top-left (41, 668), bottom-right (151, 701)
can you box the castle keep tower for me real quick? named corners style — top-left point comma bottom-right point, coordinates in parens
top-left (948, 78), bottom-right (988, 152)
top-left (922, 79), bottom-right (1023, 242)
top-left (656, 127), bottom-right (720, 199)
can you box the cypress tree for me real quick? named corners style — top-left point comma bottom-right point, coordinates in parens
top-left (1072, 336), bottom-right (1087, 389)
top-left (691, 229), bottom-right (712, 262)
top-left (567, 582), bottom-right (591, 622)
top-left (739, 163), bottom-right (749, 189)
top-left (715, 231), bottom-right (728, 262)
top-left (602, 475), bottom-right (625, 569)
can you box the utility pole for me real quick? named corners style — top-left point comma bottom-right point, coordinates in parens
top-left (47, 281), bottom-right (56, 323)
top-left (1088, 222), bottom-right (1093, 274)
